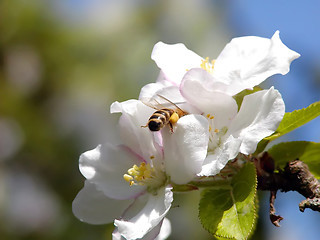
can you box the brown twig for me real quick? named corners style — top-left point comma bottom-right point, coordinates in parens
top-left (254, 152), bottom-right (320, 226)
top-left (269, 190), bottom-right (283, 227)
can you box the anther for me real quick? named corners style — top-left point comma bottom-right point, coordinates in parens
top-left (200, 57), bottom-right (215, 73)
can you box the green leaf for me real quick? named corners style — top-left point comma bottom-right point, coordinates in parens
top-left (268, 141), bottom-right (320, 179)
top-left (199, 163), bottom-right (257, 240)
top-left (233, 86), bottom-right (263, 110)
top-left (253, 139), bottom-right (270, 155)
top-left (265, 101), bottom-right (320, 141)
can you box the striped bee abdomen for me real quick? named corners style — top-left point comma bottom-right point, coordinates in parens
top-left (147, 108), bottom-right (174, 131)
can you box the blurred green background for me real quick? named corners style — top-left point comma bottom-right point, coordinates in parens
top-left (0, 1), bottom-right (228, 239)
top-left (1, 0), bottom-right (319, 240)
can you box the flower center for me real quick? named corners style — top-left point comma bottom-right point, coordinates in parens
top-left (200, 57), bottom-right (215, 73)
top-left (123, 161), bottom-right (167, 191)
top-left (205, 113), bottom-right (227, 152)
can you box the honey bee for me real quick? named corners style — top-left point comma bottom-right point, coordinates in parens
top-left (142, 95), bottom-right (188, 132)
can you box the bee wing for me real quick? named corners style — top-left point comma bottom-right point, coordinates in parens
top-left (140, 98), bottom-right (160, 110)
top-left (141, 93), bottom-right (187, 112)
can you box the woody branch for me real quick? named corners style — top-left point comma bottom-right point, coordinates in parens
top-left (254, 152), bottom-right (320, 226)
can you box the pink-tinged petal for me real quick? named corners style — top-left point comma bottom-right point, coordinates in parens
top-left (163, 115), bottom-right (209, 184)
top-left (213, 31), bottom-right (300, 95)
top-left (199, 135), bottom-right (241, 176)
top-left (72, 181), bottom-right (133, 224)
top-left (181, 71), bottom-right (238, 128)
top-left (227, 87), bottom-right (285, 155)
top-left (114, 186), bottom-right (173, 240)
top-left (79, 144), bottom-right (146, 200)
top-left (111, 100), bottom-right (162, 161)
top-left (151, 42), bottom-right (203, 85)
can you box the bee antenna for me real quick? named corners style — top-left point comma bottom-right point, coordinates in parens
top-left (156, 94), bottom-right (184, 111)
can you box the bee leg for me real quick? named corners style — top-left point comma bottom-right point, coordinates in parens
top-left (141, 124), bottom-right (148, 128)
top-left (169, 122), bottom-right (174, 133)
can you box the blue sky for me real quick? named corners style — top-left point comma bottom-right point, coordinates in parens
top-left (224, 1), bottom-right (320, 239)
top-left (225, 0), bottom-right (320, 112)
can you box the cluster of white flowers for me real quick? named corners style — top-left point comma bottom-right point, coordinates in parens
top-left (72, 31), bottom-right (299, 240)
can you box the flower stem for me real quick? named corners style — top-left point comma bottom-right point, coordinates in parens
top-left (171, 177), bottom-right (231, 192)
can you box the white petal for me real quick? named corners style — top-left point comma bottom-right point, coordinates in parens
top-left (181, 68), bottom-right (230, 94)
top-left (112, 230), bottom-right (123, 240)
top-left (163, 115), bottom-right (209, 184)
top-left (199, 135), bottom-right (241, 176)
top-left (181, 71), bottom-right (238, 128)
top-left (213, 31), bottom-right (300, 95)
top-left (227, 87), bottom-right (285, 154)
top-left (79, 144), bottom-right (146, 200)
top-left (111, 99), bottom-right (153, 127)
top-left (111, 99), bottom-right (162, 161)
top-left (139, 79), bottom-right (172, 100)
top-left (141, 85), bottom-right (201, 117)
top-left (140, 86), bottom-right (185, 107)
top-left (113, 216), bottom-right (171, 240)
top-left (130, 217), bottom-right (171, 240)
top-left (155, 218), bottom-right (171, 240)
top-left (151, 42), bottom-right (203, 85)
top-left (114, 187), bottom-right (173, 240)
top-left (72, 181), bottom-right (133, 224)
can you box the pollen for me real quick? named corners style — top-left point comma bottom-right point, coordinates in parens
top-left (200, 57), bottom-right (215, 73)
top-left (169, 112), bottom-right (179, 124)
top-left (124, 162), bottom-right (155, 186)
top-left (206, 113), bottom-right (214, 119)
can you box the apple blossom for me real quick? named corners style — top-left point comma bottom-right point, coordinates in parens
top-left (140, 31), bottom-right (297, 176)
top-left (72, 99), bottom-right (209, 240)
top-left (71, 31), bottom-right (308, 239)
top-left (150, 31), bottom-right (300, 96)
top-left (140, 84), bottom-right (285, 177)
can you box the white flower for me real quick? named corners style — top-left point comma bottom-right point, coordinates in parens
top-left (72, 99), bottom-right (209, 240)
top-left (195, 87), bottom-right (285, 176)
top-left (141, 84), bottom-right (285, 176)
top-left (150, 31), bottom-right (300, 96)
top-left (140, 31), bottom-right (296, 176)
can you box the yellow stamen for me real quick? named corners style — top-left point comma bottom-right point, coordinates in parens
top-left (214, 128), bottom-right (219, 133)
top-left (123, 174), bottom-right (133, 182)
top-left (200, 57), bottom-right (215, 73)
top-left (123, 174), bottom-right (134, 186)
top-left (128, 168), bottom-right (138, 175)
top-left (124, 162), bottom-right (156, 186)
